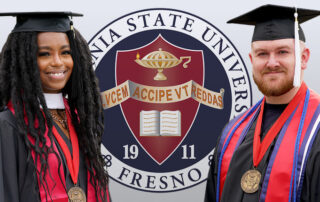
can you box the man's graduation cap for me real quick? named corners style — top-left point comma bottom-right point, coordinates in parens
top-left (0, 12), bottom-right (83, 33)
top-left (228, 4), bottom-right (320, 87)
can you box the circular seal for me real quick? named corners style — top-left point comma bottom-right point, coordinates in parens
top-left (89, 8), bottom-right (252, 192)
top-left (240, 169), bottom-right (261, 194)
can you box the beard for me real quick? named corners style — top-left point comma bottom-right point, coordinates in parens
top-left (253, 72), bottom-right (294, 97)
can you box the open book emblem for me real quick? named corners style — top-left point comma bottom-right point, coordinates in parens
top-left (140, 110), bottom-right (181, 136)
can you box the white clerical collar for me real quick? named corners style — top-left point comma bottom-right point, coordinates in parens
top-left (43, 93), bottom-right (65, 109)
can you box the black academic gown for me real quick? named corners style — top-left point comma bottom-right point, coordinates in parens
top-left (0, 108), bottom-right (87, 202)
top-left (204, 104), bottom-right (320, 202)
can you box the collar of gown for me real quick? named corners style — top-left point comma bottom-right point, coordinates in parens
top-left (43, 93), bottom-right (65, 109)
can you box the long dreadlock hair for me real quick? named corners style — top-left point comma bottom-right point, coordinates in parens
top-left (0, 29), bottom-right (108, 201)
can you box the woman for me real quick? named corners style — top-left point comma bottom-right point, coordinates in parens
top-left (0, 12), bottom-right (110, 202)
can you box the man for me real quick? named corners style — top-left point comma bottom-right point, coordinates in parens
top-left (205, 4), bottom-right (320, 202)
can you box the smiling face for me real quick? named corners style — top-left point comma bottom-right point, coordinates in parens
top-left (37, 32), bottom-right (74, 93)
top-left (249, 38), bottom-right (311, 101)
top-left (250, 39), bottom-right (297, 97)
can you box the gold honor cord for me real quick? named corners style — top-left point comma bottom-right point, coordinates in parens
top-left (100, 80), bottom-right (224, 110)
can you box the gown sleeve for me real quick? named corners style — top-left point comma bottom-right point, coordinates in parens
top-left (0, 110), bottom-right (39, 202)
top-left (204, 152), bottom-right (217, 202)
top-left (204, 132), bottom-right (222, 202)
top-left (300, 127), bottom-right (320, 202)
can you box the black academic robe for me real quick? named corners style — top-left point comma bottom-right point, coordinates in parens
top-left (204, 103), bottom-right (320, 202)
top-left (0, 108), bottom-right (87, 202)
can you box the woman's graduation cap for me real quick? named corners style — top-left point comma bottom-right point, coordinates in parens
top-left (0, 12), bottom-right (83, 33)
top-left (228, 4), bottom-right (320, 87)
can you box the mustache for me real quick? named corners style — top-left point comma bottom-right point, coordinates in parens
top-left (261, 67), bottom-right (287, 74)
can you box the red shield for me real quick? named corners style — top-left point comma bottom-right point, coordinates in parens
top-left (116, 35), bottom-right (204, 164)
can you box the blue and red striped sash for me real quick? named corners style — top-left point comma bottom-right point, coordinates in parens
top-left (216, 86), bottom-right (320, 202)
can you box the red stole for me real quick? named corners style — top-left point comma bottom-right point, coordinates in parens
top-left (218, 85), bottom-right (320, 201)
top-left (7, 101), bottom-right (111, 202)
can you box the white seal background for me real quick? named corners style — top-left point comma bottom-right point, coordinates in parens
top-left (1, 1), bottom-right (320, 201)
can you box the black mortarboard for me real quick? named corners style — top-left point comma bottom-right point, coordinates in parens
top-left (0, 12), bottom-right (83, 33)
top-left (227, 4), bottom-right (320, 42)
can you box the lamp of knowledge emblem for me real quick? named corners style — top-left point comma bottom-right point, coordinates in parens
top-left (135, 47), bottom-right (191, 80)
top-left (89, 8), bottom-right (252, 192)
